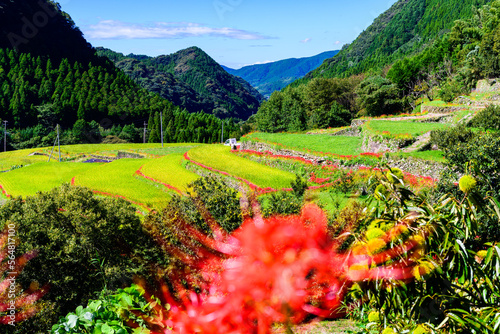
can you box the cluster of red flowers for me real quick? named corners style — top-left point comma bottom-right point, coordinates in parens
top-left (0, 228), bottom-right (49, 324)
top-left (135, 166), bottom-right (183, 195)
top-left (309, 172), bottom-right (331, 184)
top-left (138, 203), bottom-right (423, 334)
top-left (0, 184), bottom-right (10, 198)
top-left (238, 145), bottom-right (382, 162)
top-left (359, 152), bottom-right (384, 158)
top-left (356, 166), bottom-right (436, 188)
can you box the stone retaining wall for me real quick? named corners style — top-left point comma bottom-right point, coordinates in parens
top-left (240, 141), bottom-right (329, 164)
top-left (361, 129), bottom-right (414, 153)
top-left (240, 140), bottom-right (445, 179)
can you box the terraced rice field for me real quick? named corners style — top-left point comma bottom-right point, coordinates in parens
top-left (244, 132), bottom-right (362, 156)
top-left (0, 148), bottom-right (51, 171)
top-left (72, 159), bottom-right (174, 209)
top-left (187, 145), bottom-right (296, 190)
top-left (140, 153), bottom-right (200, 194)
top-left (366, 120), bottom-right (449, 137)
top-left (0, 162), bottom-right (101, 197)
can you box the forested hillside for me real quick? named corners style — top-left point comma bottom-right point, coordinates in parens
top-left (0, 0), bottom-right (94, 63)
top-left (255, 0), bottom-right (500, 133)
top-left (97, 47), bottom-right (263, 120)
top-left (0, 0), bottom-right (243, 149)
top-left (223, 50), bottom-right (339, 98)
top-left (302, 0), bottom-right (491, 81)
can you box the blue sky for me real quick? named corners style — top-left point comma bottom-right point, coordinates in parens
top-left (59, 0), bottom-right (397, 69)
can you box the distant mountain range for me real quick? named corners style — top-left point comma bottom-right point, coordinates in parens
top-left (97, 47), bottom-right (263, 120)
top-left (222, 51), bottom-right (339, 98)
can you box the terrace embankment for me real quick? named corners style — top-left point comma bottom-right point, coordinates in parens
top-left (240, 140), bottom-right (445, 180)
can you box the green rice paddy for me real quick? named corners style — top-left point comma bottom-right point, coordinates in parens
top-left (0, 162), bottom-right (100, 197)
top-left (366, 120), bottom-right (450, 137)
top-left (73, 158), bottom-right (173, 209)
top-left (187, 145), bottom-right (296, 189)
top-left (140, 153), bottom-right (200, 193)
top-left (244, 132), bottom-right (362, 156)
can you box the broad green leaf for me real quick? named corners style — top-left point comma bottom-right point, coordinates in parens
top-left (66, 314), bottom-right (79, 329)
top-left (101, 323), bottom-right (115, 334)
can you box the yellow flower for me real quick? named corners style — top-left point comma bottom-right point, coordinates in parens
top-left (366, 227), bottom-right (385, 240)
top-left (366, 238), bottom-right (387, 255)
top-left (382, 328), bottom-right (396, 334)
top-left (351, 241), bottom-right (367, 255)
top-left (389, 224), bottom-right (409, 241)
top-left (368, 311), bottom-right (380, 322)
top-left (459, 175), bottom-right (477, 193)
top-left (476, 249), bottom-right (488, 263)
top-left (411, 234), bottom-right (425, 247)
top-left (412, 324), bottom-right (430, 334)
top-left (413, 261), bottom-right (435, 281)
top-left (476, 250), bottom-right (488, 259)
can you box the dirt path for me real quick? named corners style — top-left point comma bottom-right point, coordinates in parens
top-left (272, 319), bottom-right (364, 334)
top-left (375, 112), bottom-right (450, 122)
top-left (401, 131), bottom-right (432, 153)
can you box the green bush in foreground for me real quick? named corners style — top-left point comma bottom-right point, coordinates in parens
top-left (50, 285), bottom-right (152, 334)
top-left (0, 184), bottom-right (162, 333)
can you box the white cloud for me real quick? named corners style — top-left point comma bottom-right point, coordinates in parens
top-left (247, 60), bottom-right (274, 66)
top-left (85, 20), bottom-right (269, 40)
top-left (300, 38), bottom-right (312, 43)
top-left (335, 40), bottom-right (341, 45)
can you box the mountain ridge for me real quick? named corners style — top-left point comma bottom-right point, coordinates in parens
top-left (97, 46), bottom-right (263, 120)
top-left (223, 50), bottom-right (339, 98)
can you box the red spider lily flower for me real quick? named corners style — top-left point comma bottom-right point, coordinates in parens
top-left (136, 200), bottom-right (423, 334)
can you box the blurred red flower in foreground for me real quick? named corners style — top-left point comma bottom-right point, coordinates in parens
top-left (0, 226), bottom-right (48, 325)
top-left (139, 202), bottom-right (421, 334)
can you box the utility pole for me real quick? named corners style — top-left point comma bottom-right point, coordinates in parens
top-left (160, 111), bottom-right (163, 148)
top-left (143, 122), bottom-right (147, 144)
top-left (221, 121), bottom-right (224, 144)
top-left (3, 121), bottom-right (7, 152)
top-left (57, 124), bottom-right (61, 162)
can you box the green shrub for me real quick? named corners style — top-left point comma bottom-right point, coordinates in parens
top-left (356, 76), bottom-right (402, 116)
top-left (290, 174), bottom-right (308, 199)
top-left (468, 104), bottom-right (500, 131)
top-left (0, 184), bottom-right (162, 333)
top-left (437, 79), bottom-right (466, 102)
top-left (429, 124), bottom-right (476, 150)
top-left (188, 177), bottom-right (242, 233)
top-left (143, 177), bottom-right (243, 265)
top-left (260, 191), bottom-right (302, 218)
